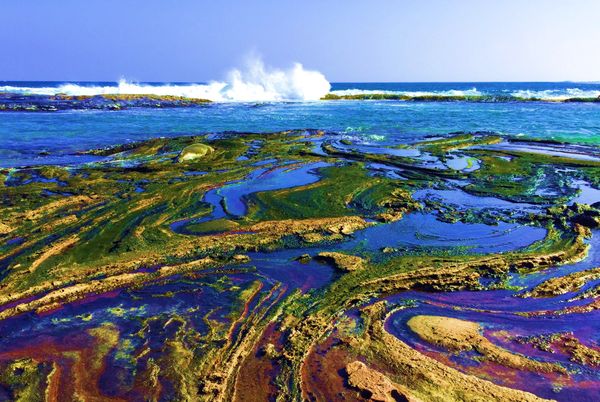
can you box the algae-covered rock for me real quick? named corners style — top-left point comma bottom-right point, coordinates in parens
top-left (178, 143), bottom-right (214, 162)
top-left (295, 254), bottom-right (311, 263)
top-left (315, 252), bottom-right (365, 272)
top-left (0, 222), bottom-right (13, 235)
top-left (0, 358), bottom-right (48, 402)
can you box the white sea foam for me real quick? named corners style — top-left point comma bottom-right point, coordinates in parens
top-left (329, 87), bottom-right (483, 97)
top-left (3, 74), bottom-right (600, 102)
top-left (0, 58), bottom-right (331, 102)
top-left (0, 81), bottom-right (225, 98)
top-left (330, 87), bottom-right (600, 100)
top-left (510, 88), bottom-right (600, 100)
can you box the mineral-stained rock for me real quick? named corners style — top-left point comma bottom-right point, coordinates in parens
top-left (232, 254), bottom-right (251, 263)
top-left (407, 315), bottom-right (566, 374)
top-left (349, 302), bottom-right (555, 402)
top-left (0, 221), bottom-right (13, 235)
top-left (562, 335), bottom-right (600, 367)
top-left (1, 130), bottom-right (597, 400)
top-left (524, 266), bottom-right (600, 298)
top-left (260, 343), bottom-right (280, 359)
top-left (345, 361), bottom-right (419, 402)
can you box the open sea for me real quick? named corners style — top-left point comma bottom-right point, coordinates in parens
top-left (1, 81), bottom-right (599, 167)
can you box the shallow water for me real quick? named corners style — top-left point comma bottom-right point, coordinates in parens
top-left (412, 188), bottom-right (542, 212)
top-left (219, 162), bottom-right (329, 217)
top-left (341, 212), bottom-right (546, 255)
top-left (170, 161), bottom-right (329, 234)
top-left (569, 181), bottom-right (600, 205)
top-left (2, 100), bottom-right (600, 167)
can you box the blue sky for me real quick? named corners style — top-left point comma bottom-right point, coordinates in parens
top-left (1, 0), bottom-right (599, 82)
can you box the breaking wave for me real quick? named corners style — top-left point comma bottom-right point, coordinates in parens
top-left (510, 88), bottom-right (600, 100)
top-left (329, 87), bottom-right (600, 100)
top-left (0, 58), bottom-right (331, 102)
top-left (3, 72), bottom-right (600, 102)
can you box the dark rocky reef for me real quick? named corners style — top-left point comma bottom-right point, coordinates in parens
top-left (0, 93), bottom-right (211, 111)
top-left (322, 93), bottom-right (600, 103)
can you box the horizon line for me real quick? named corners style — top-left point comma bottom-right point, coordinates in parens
top-left (1, 79), bottom-right (599, 84)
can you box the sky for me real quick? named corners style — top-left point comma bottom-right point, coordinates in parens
top-left (1, 0), bottom-right (599, 82)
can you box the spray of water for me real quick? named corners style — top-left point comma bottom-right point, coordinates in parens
top-left (0, 57), bottom-right (331, 102)
top-left (221, 58), bottom-right (331, 101)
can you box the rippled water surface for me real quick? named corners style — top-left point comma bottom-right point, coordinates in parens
top-left (1, 98), bottom-right (600, 167)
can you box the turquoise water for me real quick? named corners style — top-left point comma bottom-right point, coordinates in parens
top-left (1, 82), bottom-right (599, 167)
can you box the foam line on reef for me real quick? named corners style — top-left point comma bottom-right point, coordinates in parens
top-left (330, 87), bottom-right (483, 97)
top-left (326, 87), bottom-right (600, 102)
top-left (328, 87), bottom-right (600, 101)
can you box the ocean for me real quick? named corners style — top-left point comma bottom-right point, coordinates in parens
top-left (0, 81), bottom-right (599, 167)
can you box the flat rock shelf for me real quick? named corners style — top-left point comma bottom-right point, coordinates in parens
top-left (0, 130), bottom-right (599, 401)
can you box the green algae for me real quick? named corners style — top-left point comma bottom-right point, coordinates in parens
top-left (415, 133), bottom-right (502, 156)
top-left (185, 218), bottom-right (241, 234)
top-left (247, 163), bottom-right (403, 221)
top-left (0, 130), bottom-right (598, 400)
top-left (1, 130), bottom-right (594, 294)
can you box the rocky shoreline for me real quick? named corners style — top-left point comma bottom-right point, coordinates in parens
top-left (1, 92), bottom-right (600, 112)
top-left (0, 130), bottom-right (599, 400)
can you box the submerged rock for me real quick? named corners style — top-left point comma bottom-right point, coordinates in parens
top-left (572, 209), bottom-right (600, 228)
top-left (294, 254), bottom-right (312, 263)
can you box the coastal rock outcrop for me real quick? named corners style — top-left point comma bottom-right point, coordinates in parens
top-left (178, 143), bottom-right (215, 162)
top-left (315, 252), bottom-right (365, 272)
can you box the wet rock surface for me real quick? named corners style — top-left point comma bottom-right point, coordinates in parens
top-left (0, 130), bottom-right (599, 400)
